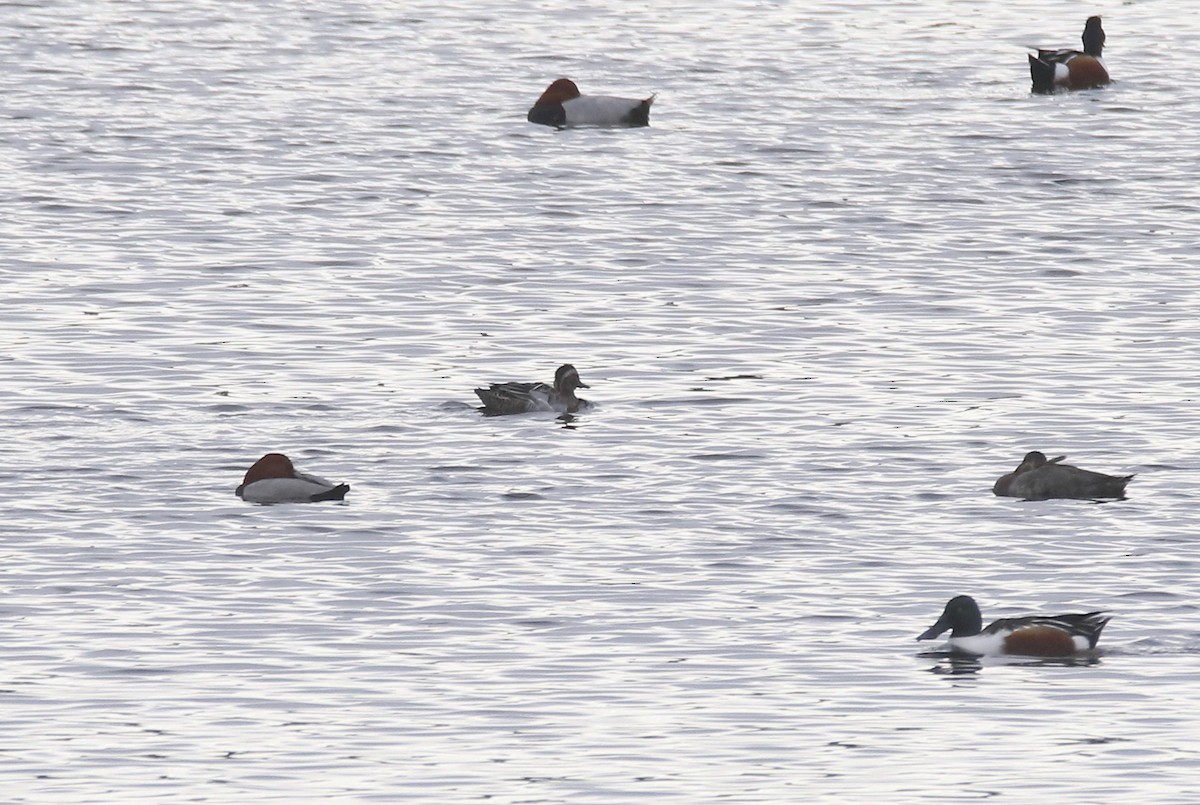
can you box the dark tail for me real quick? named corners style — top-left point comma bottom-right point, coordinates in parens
top-left (1080, 612), bottom-right (1111, 648)
top-left (623, 98), bottom-right (653, 127)
top-left (1028, 54), bottom-right (1057, 94)
top-left (1107, 474), bottom-right (1134, 499)
top-left (310, 483), bottom-right (350, 502)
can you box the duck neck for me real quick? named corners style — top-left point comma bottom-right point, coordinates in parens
top-left (1083, 20), bottom-right (1105, 57)
top-left (951, 615), bottom-right (983, 638)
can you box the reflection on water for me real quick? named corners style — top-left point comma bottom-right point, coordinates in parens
top-left (921, 650), bottom-right (1105, 677)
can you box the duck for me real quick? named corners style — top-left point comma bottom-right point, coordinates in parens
top-left (527, 78), bottom-right (654, 128)
top-left (475, 363), bottom-right (591, 415)
top-left (918, 595), bottom-right (1110, 657)
top-left (236, 453), bottom-right (350, 504)
top-left (1028, 16), bottom-right (1110, 93)
top-left (993, 450), bottom-right (1132, 500)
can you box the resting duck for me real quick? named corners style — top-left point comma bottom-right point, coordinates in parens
top-left (475, 363), bottom-right (591, 415)
top-left (1028, 16), bottom-right (1110, 93)
top-left (236, 453), bottom-right (350, 504)
top-left (993, 450), bottom-right (1132, 500)
top-left (918, 595), bottom-right (1110, 657)
top-left (527, 78), bottom-right (654, 128)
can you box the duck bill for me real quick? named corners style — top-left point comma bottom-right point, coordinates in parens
top-left (577, 381), bottom-right (590, 389)
top-left (917, 616), bottom-right (950, 641)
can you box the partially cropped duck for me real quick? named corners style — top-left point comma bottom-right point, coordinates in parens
top-left (475, 363), bottom-right (591, 415)
top-left (993, 450), bottom-right (1132, 500)
top-left (918, 595), bottom-right (1110, 657)
top-left (1028, 16), bottom-right (1110, 93)
top-left (236, 453), bottom-right (350, 504)
top-left (527, 78), bottom-right (654, 128)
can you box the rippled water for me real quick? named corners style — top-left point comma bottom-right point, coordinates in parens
top-left (4, 0), bottom-right (1200, 801)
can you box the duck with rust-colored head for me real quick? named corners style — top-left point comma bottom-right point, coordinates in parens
top-left (1028, 16), bottom-right (1110, 93)
top-left (236, 453), bottom-right (350, 504)
top-left (993, 450), bottom-right (1132, 500)
top-left (918, 595), bottom-right (1110, 657)
top-left (474, 364), bottom-right (591, 415)
top-left (527, 78), bottom-right (654, 128)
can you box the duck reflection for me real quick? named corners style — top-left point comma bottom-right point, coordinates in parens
top-left (921, 649), bottom-right (1103, 677)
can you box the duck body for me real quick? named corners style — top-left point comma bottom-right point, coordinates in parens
top-left (236, 453), bottom-right (350, 504)
top-left (918, 595), bottom-right (1110, 657)
top-left (993, 451), bottom-right (1132, 500)
top-left (1029, 16), bottom-right (1109, 93)
top-left (527, 78), bottom-right (654, 128)
top-left (475, 363), bottom-right (591, 415)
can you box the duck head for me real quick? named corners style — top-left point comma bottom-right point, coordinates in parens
top-left (242, 453), bottom-right (296, 486)
top-left (554, 364), bottom-right (589, 392)
top-left (1016, 451), bottom-right (1068, 474)
top-left (1082, 16), bottom-right (1105, 57)
top-left (534, 78), bottom-right (582, 106)
top-left (918, 595), bottom-right (984, 640)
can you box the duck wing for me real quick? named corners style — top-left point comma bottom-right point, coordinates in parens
top-left (1033, 47), bottom-right (1082, 65)
top-left (475, 381), bottom-right (556, 413)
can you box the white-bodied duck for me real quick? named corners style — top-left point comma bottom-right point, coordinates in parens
top-left (527, 78), bottom-right (654, 128)
top-left (236, 453), bottom-right (350, 504)
top-left (918, 595), bottom-right (1110, 657)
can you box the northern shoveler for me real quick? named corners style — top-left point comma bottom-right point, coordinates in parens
top-left (236, 453), bottom-right (350, 504)
top-left (993, 450), bottom-right (1132, 500)
top-left (474, 363), bottom-right (591, 415)
top-left (918, 595), bottom-right (1110, 657)
top-left (1028, 16), bottom-right (1110, 93)
top-left (527, 78), bottom-right (654, 128)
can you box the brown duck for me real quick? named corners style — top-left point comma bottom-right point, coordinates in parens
top-left (474, 364), bottom-right (591, 415)
top-left (993, 451), bottom-right (1132, 500)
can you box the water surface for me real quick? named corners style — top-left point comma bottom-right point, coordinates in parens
top-left (3, 1), bottom-right (1200, 801)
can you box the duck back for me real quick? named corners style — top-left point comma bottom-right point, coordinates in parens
top-left (1009, 463), bottom-right (1131, 500)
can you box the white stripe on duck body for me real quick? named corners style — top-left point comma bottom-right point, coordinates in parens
top-left (918, 595), bottom-right (1110, 657)
top-left (236, 453), bottom-right (350, 504)
top-left (527, 78), bottom-right (654, 128)
top-left (474, 364), bottom-right (591, 415)
top-left (993, 450), bottom-right (1132, 500)
top-left (1028, 16), bottom-right (1109, 93)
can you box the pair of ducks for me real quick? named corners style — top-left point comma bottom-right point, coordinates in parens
top-left (527, 18), bottom-right (1110, 130)
top-left (239, 393), bottom-right (1132, 509)
top-left (237, 364), bottom-right (591, 504)
top-left (472, 370), bottom-right (1135, 502)
top-left (240, 447), bottom-right (1133, 505)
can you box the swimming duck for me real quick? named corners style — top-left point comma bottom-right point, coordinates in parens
top-left (527, 78), bottom-right (654, 128)
top-left (918, 595), bottom-right (1110, 657)
top-left (1028, 16), bottom-right (1110, 93)
top-left (236, 453), bottom-right (350, 504)
top-left (474, 364), bottom-right (591, 415)
top-left (993, 450), bottom-right (1132, 500)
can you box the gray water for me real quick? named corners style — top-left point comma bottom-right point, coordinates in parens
top-left (4, 1), bottom-right (1200, 801)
